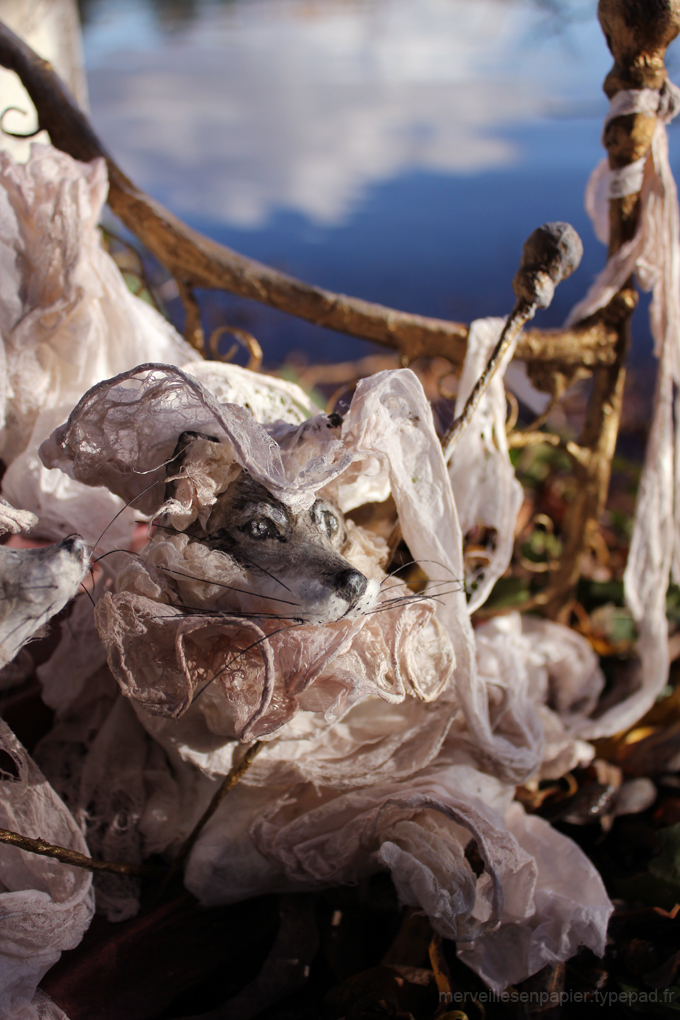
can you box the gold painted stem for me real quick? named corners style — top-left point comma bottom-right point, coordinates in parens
top-left (166, 740), bottom-right (264, 885)
top-left (0, 826), bottom-right (156, 876)
top-left (443, 300), bottom-right (535, 459)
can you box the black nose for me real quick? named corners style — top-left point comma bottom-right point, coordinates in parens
top-left (60, 535), bottom-right (85, 556)
top-left (335, 569), bottom-right (368, 605)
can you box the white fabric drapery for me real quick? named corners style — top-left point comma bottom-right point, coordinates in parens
top-left (567, 81), bottom-right (680, 732)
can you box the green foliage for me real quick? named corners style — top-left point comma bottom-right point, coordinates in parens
top-left (650, 825), bottom-right (680, 888)
top-left (514, 441), bottom-right (572, 489)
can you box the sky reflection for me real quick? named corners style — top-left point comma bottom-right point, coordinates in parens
top-left (84, 0), bottom-right (609, 228)
top-left (80, 0), bottom-right (676, 368)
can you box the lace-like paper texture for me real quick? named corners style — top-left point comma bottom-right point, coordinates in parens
top-left (0, 144), bottom-right (199, 549)
top-left (35, 360), bottom-right (617, 992)
top-left (0, 720), bottom-right (94, 1020)
top-left (0, 498), bottom-right (37, 537)
top-left (566, 82), bottom-right (680, 733)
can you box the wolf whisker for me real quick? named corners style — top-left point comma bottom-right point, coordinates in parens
top-left (158, 601), bottom-right (305, 622)
top-left (233, 550), bottom-right (295, 595)
top-left (93, 477), bottom-right (167, 554)
top-left (379, 579), bottom-right (455, 595)
top-left (192, 622), bottom-right (304, 703)
top-left (366, 589), bottom-right (461, 614)
top-left (157, 566), bottom-right (301, 607)
top-left (91, 548), bottom-right (142, 566)
top-left (377, 586), bottom-right (459, 606)
top-left (145, 521), bottom-right (181, 534)
top-left (366, 601), bottom-right (443, 616)
top-left (379, 558), bottom-right (462, 587)
top-left (88, 549), bottom-right (304, 611)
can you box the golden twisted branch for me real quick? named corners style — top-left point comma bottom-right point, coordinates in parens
top-left (0, 826), bottom-right (157, 875)
top-left (535, 0), bottom-right (680, 621)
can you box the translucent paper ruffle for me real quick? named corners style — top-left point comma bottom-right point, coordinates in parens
top-left (567, 82), bottom-right (680, 732)
top-left (0, 143), bottom-right (625, 1002)
top-left (0, 720), bottom-right (94, 1020)
top-left (449, 318), bottom-right (524, 613)
top-left (0, 144), bottom-right (198, 548)
top-left (183, 762), bottom-right (610, 993)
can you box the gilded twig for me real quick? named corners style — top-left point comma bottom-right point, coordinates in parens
top-left (0, 826), bottom-right (156, 876)
top-left (166, 740), bottom-right (265, 885)
top-left (443, 300), bottom-right (535, 459)
top-left (209, 325), bottom-right (263, 370)
top-left (177, 279), bottom-right (205, 352)
top-left (443, 222), bottom-right (583, 460)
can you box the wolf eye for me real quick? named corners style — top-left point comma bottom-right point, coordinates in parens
top-left (321, 511), bottom-right (339, 538)
top-left (246, 518), bottom-right (278, 540)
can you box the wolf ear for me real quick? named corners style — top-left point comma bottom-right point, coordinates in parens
top-left (164, 430), bottom-right (221, 504)
top-left (39, 363), bottom-right (352, 516)
top-left (172, 431), bottom-right (221, 467)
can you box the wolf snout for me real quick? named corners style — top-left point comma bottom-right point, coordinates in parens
top-left (57, 535), bottom-right (89, 566)
top-left (335, 568), bottom-right (368, 605)
top-left (60, 535), bottom-right (84, 553)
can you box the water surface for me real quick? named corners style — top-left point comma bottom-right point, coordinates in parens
top-left (80, 0), bottom-right (678, 369)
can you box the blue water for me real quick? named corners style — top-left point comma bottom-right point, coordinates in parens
top-left (80, 0), bottom-right (677, 371)
top-left (176, 120), bottom-right (614, 365)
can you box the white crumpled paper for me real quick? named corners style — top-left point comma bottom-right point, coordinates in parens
top-left (0, 144), bottom-right (198, 548)
top-left (457, 801), bottom-right (610, 989)
top-left (0, 719), bottom-right (94, 1020)
top-left (475, 613), bottom-right (604, 779)
top-left (449, 318), bottom-right (524, 613)
top-left (34, 359), bottom-right (615, 991)
top-left (0, 498), bottom-right (37, 538)
top-left (566, 81), bottom-right (680, 732)
top-left (183, 758), bottom-right (610, 993)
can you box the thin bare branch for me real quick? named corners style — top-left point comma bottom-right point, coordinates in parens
top-left (0, 826), bottom-right (157, 876)
top-left (165, 740), bottom-right (264, 887)
top-left (444, 221), bottom-right (583, 458)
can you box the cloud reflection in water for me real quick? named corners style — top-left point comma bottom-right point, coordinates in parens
top-left (85, 0), bottom-right (608, 230)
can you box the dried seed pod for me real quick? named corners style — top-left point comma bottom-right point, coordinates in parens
top-left (512, 222), bottom-right (583, 310)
